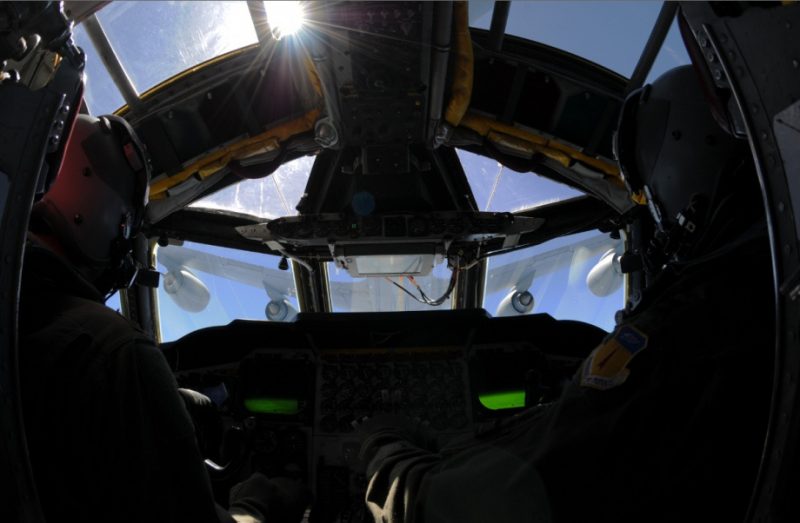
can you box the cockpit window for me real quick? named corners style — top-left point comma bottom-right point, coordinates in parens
top-left (328, 261), bottom-right (454, 312)
top-left (154, 241), bottom-right (299, 342)
top-left (474, 2), bottom-right (689, 79)
top-left (189, 156), bottom-right (314, 220)
top-left (645, 13), bottom-right (692, 83)
top-left (105, 292), bottom-right (122, 314)
top-left (484, 230), bottom-right (624, 332)
top-left (72, 25), bottom-right (125, 115)
top-left (458, 149), bottom-right (582, 212)
top-left (95, 1), bottom-right (257, 93)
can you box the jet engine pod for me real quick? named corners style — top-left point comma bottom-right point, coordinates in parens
top-left (496, 290), bottom-right (535, 317)
top-left (163, 268), bottom-right (211, 312)
top-left (586, 248), bottom-right (623, 297)
top-left (265, 298), bottom-right (298, 322)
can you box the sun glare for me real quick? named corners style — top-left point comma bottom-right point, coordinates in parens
top-left (264, 1), bottom-right (306, 40)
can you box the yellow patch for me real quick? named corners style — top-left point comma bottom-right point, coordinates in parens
top-left (580, 325), bottom-right (648, 390)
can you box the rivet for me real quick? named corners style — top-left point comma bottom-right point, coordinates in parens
top-left (761, 131), bottom-right (769, 140)
top-left (699, 36), bottom-right (708, 47)
top-left (706, 51), bottom-right (716, 63)
top-left (714, 69), bottom-right (723, 81)
top-left (73, 214), bottom-right (83, 224)
top-left (793, 59), bottom-right (799, 69)
top-left (778, 201), bottom-right (785, 213)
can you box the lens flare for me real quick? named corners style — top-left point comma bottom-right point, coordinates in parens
top-left (264, 1), bottom-right (305, 39)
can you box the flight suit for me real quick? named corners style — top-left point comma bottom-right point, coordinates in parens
top-left (361, 236), bottom-right (773, 522)
top-left (18, 242), bottom-right (231, 522)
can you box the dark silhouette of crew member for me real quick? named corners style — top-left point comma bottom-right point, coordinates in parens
top-left (19, 113), bottom-right (309, 523)
top-left (357, 65), bottom-right (773, 523)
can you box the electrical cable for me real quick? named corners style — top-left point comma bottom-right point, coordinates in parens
top-left (385, 268), bottom-right (460, 307)
top-left (385, 277), bottom-right (428, 304)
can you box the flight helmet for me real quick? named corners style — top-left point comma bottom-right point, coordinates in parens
top-left (31, 114), bottom-right (151, 290)
top-left (614, 65), bottom-right (749, 263)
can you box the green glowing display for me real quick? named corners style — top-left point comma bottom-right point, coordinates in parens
top-left (244, 398), bottom-right (300, 415)
top-left (478, 390), bottom-right (526, 410)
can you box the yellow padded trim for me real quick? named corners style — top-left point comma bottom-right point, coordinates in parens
top-left (459, 111), bottom-right (621, 180)
top-left (444, 2), bottom-right (474, 127)
top-left (149, 108), bottom-right (320, 199)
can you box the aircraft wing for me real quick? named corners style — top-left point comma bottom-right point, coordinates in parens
top-left (157, 233), bottom-right (619, 312)
top-left (483, 233), bottom-right (620, 295)
top-left (157, 245), bottom-right (296, 299)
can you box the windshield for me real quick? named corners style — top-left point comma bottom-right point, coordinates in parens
top-left (154, 241), bottom-right (299, 342)
top-left (328, 261), bottom-right (454, 312)
top-left (189, 156), bottom-right (314, 220)
top-left (73, 2), bottom-right (689, 116)
top-left (484, 230), bottom-right (624, 332)
top-left (459, 149), bottom-right (582, 212)
top-left (469, 0), bottom-right (689, 80)
top-left (80, 2), bottom-right (679, 329)
top-left (153, 231), bottom-right (623, 332)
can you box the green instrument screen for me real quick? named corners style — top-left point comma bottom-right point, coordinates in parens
top-left (244, 397), bottom-right (300, 415)
top-left (478, 390), bottom-right (526, 410)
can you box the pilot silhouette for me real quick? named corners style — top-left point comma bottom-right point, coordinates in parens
top-left (356, 65), bottom-right (773, 523)
top-left (19, 113), bottom-right (309, 523)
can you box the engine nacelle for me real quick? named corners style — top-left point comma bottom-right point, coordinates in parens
top-left (495, 290), bottom-right (535, 317)
top-left (586, 248), bottom-right (623, 297)
top-left (163, 269), bottom-right (211, 312)
top-left (265, 299), bottom-right (298, 322)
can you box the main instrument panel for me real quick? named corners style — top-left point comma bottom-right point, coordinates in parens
top-left (165, 310), bottom-right (604, 522)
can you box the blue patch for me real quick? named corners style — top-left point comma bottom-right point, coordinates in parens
top-left (616, 325), bottom-right (648, 354)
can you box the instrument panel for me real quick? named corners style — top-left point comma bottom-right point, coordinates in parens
top-left (166, 311), bottom-right (605, 521)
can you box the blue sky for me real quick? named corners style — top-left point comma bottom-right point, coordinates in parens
top-left (470, 1), bottom-right (688, 80)
top-left (76, 2), bottom-right (689, 115)
top-left (89, 2), bottom-right (688, 335)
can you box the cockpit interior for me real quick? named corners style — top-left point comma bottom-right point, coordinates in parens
top-left (2, 1), bottom-right (799, 521)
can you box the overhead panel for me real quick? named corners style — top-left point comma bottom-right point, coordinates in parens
top-left (316, 1), bottom-right (433, 170)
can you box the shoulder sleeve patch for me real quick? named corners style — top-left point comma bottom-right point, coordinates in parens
top-left (580, 325), bottom-right (649, 390)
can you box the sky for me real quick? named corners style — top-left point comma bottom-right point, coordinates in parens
top-left (85, 1), bottom-right (689, 337)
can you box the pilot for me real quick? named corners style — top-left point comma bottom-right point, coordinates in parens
top-left (356, 65), bottom-right (773, 522)
top-left (19, 113), bottom-right (309, 522)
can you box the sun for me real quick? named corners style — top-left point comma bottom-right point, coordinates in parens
top-left (264, 1), bottom-right (306, 40)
